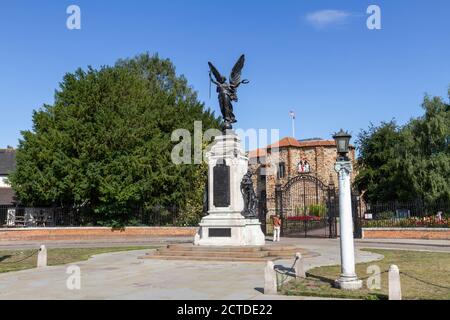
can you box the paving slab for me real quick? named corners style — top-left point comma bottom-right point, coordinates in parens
top-left (0, 239), bottom-right (383, 300)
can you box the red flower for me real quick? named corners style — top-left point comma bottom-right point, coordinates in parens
top-left (287, 216), bottom-right (322, 222)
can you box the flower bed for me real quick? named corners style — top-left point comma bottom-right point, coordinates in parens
top-left (362, 216), bottom-right (449, 229)
top-left (287, 216), bottom-right (322, 222)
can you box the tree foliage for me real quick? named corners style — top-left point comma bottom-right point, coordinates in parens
top-left (355, 90), bottom-right (450, 204)
top-left (10, 53), bottom-right (220, 225)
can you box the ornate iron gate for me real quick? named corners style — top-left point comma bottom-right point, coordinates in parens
top-left (275, 175), bottom-right (338, 238)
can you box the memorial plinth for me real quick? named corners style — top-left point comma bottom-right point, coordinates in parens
top-left (195, 132), bottom-right (265, 246)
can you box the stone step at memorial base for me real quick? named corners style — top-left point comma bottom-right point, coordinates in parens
top-left (140, 244), bottom-right (318, 262)
top-left (157, 249), bottom-right (269, 258)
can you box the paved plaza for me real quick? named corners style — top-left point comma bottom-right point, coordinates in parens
top-left (1, 238), bottom-right (448, 300)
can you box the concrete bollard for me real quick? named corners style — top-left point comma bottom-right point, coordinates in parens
top-left (295, 252), bottom-right (306, 278)
top-left (37, 245), bottom-right (47, 268)
top-left (193, 233), bottom-right (200, 246)
top-left (388, 265), bottom-right (402, 300)
top-left (264, 261), bottom-right (277, 295)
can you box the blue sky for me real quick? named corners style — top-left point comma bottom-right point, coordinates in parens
top-left (1, 0), bottom-right (449, 148)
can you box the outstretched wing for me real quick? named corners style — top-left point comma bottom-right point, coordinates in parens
top-left (230, 54), bottom-right (245, 87)
top-left (208, 62), bottom-right (225, 83)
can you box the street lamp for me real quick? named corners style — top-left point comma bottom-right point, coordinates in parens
top-left (333, 129), bottom-right (362, 290)
top-left (333, 129), bottom-right (352, 161)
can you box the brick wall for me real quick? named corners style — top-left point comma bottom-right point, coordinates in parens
top-left (0, 227), bottom-right (198, 241)
top-left (362, 228), bottom-right (450, 240)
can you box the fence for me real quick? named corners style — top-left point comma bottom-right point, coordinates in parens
top-left (356, 200), bottom-right (450, 229)
top-left (0, 205), bottom-right (181, 228)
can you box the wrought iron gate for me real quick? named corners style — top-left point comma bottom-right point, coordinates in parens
top-left (275, 175), bottom-right (338, 238)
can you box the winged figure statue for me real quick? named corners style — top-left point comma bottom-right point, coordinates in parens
top-left (208, 54), bottom-right (249, 131)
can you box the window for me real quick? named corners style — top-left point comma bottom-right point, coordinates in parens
top-left (277, 162), bottom-right (286, 179)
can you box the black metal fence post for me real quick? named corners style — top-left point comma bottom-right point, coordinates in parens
top-left (327, 181), bottom-right (338, 238)
top-left (258, 190), bottom-right (267, 235)
top-left (351, 193), bottom-right (362, 239)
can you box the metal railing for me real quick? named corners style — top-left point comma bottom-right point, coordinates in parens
top-left (357, 200), bottom-right (449, 229)
top-left (0, 205), bottom-right (181, 228)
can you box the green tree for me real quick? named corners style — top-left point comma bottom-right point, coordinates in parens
top-left (400, 94), bottom-right (450, 203)
top-left (355, 90), bottom-right (450, 204)
top-left (9, 53), bottom-right (220, 225)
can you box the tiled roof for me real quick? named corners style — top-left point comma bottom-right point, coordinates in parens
top-left (247, 148), bottom-right (267, 159)
top-left (268, 137), bottom-right (303, 148)
top-left (0, 149), bottom-right (16, 175)
top-left (0, 188), bottom-right (15, 205)
top-left (297, 140), bottom-right (338, 148)
top-left (267, 137), bottom-right (340, 149)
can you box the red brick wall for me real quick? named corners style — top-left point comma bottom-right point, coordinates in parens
top-left (362, 228), bottom-right (450, 240)
top-left (0, 227), bottom-right (197, 241)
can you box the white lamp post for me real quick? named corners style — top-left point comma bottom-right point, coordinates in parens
top-left (333, 130), bottom-right (362, 290)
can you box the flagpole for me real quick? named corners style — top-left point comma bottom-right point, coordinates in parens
top-left (289, 111), bottom-right (296, 138)
top-left (292, 116), bottom-right (295, 138)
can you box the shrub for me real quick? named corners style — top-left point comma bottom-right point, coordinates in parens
top-left (308, 204), bottom-right (327, 217)
top-left (375, 211), bottom-right (395, 220)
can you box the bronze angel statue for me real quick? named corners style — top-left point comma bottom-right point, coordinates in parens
top-left (209, 55), bottom-right (249, 131)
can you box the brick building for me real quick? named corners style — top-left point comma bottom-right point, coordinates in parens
top-left (0, 148), bottom-right (17, 205)
top-left (248, 137), bottom-right (356, 219)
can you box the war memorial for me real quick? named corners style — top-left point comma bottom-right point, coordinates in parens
top-left (0, 2), bottom-right (449, 306)
top-left (194, 55), bottom-right (266, 247)
top-left (145, 55), bottom-right (362, 292)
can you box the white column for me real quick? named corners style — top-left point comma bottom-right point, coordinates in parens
top-left (334, 161), bottom-right (362, 290)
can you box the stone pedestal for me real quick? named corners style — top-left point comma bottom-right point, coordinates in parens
top-left (334, 161), bottom-right (362, 290)
top-left (195, 132), bottom-right (265, 246)
top-left (244, 218), bottom-right (266, 246)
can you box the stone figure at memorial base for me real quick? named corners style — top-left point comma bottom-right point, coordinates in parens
top-left (240, 170), bottom-right (258, 219)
